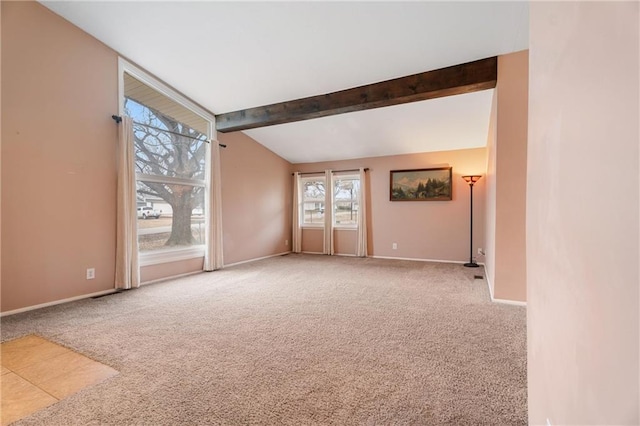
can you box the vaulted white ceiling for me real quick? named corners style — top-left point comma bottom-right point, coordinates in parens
top-left (41, 1), bottom-right (528, 164)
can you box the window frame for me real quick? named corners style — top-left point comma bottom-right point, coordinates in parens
top-left (119, 58), bottom-right (215, 265)
top-left (332, 173), bottom-right (360, 230)
top-left (300, 175), bottom-right (326, 229)
top-left (298, 173), bottom-right (361, 230)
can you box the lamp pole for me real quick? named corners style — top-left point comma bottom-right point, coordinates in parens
top-left (462, 175), bottom-right (482, 268)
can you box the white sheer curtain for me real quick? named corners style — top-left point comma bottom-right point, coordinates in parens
top-left (204, 140), bottom-right (224, 271)
top-left (323, 169), bottom-right (334, 255)
top-left (115, 116), bottom-right (140, 289)
top-left (292, 172), bottom-right (302, 253)
top-left (356, 167), bottom-right (368, 257)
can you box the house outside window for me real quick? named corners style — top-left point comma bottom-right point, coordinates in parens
top-left (333, 175), bottom-right (359, 228)
top-left (300, 174), bottom-right (360, 228)
top-left (301, 176), bottom-right (325, 227)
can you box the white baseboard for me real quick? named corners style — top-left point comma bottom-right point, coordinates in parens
top-left (224, 251), bottom-right (291, 267)
top-left (484, 270), bottom-right (527, 306)
top-left (491, 297), bottom-right (527, 306)
top-left (0, 252), bottom-right (292, 316)
top-left (372, 255), bottom-right (525, 306)
top-left (299, 252), bottom-right (360, 257)
top-left (372, 255), bottom-right (480, 265)
top-left (485, 270), bottom-right (495, 300)
top-left (0, 289), bottom-right (118, 317)
top-left (1, 252), bottom-right (524, 316)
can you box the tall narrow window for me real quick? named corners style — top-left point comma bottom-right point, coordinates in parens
top-left (120, 60), bottom-right (215, 265)
top-left (301, 176), bottom-right (326, 226)
top-left (333, 175), bottom-right (359, 228)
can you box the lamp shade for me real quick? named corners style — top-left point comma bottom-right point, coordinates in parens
top-left (462, 175), bottom-right (482, 184)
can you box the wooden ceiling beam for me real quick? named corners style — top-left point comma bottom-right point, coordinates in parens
top-left (215, 56), bottom-right (497, 133)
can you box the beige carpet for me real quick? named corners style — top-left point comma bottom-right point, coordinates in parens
top-left (1, 254), bottom-right (527, 425)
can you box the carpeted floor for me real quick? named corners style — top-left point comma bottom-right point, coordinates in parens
top-left (1, 254), bottom-right (527, 425)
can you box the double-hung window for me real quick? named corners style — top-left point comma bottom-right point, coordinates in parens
top-left (120, 59), bottom-right (214, 265)
top-left (300, 173), bottom-right (360, 228)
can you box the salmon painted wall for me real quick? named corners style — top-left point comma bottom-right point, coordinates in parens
top-left (140, 258), bottom-right (204, 283)
top-left (1, 1), bottom-right (118, 312)
top-left (295, 148), bottom-right (486, 262)
top-left (528, 2), bottom-right (639, 424)
top-left (301, 229), bottom-right (324, 254)
top-left (301, 228), bottom-right (357, 255)
top-left (219, 131), bottom-right (292, 265)
top-left (140, 133), bottom-right (292, 277)
top-left (484, 50), bottom-right (529, 303)
top-left (1, 2), bottom-right (293, 312)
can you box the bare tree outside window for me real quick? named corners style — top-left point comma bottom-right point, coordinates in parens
top-left (300, 176), bottom-right (359, 227)
top-left (302, 179), bottom-right (325, 224)
top-left (127, 98), bottom-right (207, 249)
top-left (334, 178), bottom-right (359, 226)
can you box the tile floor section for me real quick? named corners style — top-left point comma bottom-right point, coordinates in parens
top-left (0, 335), bottom-right (118, 425)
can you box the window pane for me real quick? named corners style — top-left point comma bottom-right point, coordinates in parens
top-left (303, 180), bottom-right (325, 201)
top-left (301, 178), bottom-right (326, 225)
top-left (126, 97), bottom-right (207, 181)
top-left (137, 181), bottom-right (205, 251)
top-left (303, 202), bottom-right (325, 224)
top-left (334, 178), bottom-right (358, 201)
top-left (334, 201), bottom-right (358, 226)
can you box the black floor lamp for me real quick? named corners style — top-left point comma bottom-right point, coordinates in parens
top-left (462, 175), bottom-right (482, 268)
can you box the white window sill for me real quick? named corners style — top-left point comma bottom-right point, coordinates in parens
top-left (139, 245), bottom-right (205, 266)
top-left (301, 226), bottom-right (357, 231)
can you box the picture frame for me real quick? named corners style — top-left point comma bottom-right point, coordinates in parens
top-left (390, 167), bottom-right (453, 201)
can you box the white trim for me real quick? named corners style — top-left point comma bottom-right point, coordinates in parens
top-left (372, 255), bottom-right (473, 264)
top-left (0, 289), bottom-right (117, 317)
top-left (136, 173), bottom-right (206, 187)
top-left (118, 58), bottom-right (125, 116)
top-left (334, 226), bottom-right (357, 231)
top-left (298, 252), bottom-right (357, 257)
top-left (139, 247), bottom-right (205, 266)
top-left (118, 58), bottom-right (215, 126)
top-left (492, 298), bottom-right (527, 307)
top-left (118, 57), bottom-right (217, 270)
top-left (485, 270), bottom-right (495, 300)
top-left (224, 251), bottom-right (291, 267)
top-left (304, 225), bottom-right (356, 231)
top-left (301, 224), bottom-right (324, 230)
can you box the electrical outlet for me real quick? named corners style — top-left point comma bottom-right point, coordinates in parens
top-left (478, 248), bottom-right (484, 256)
top-left (86, 268), bottom-right (95, 280)
top-left (392, 243), bottom-right (398, 250)
top-left (285, 239), bottom-right (288, 246)
top-left (546, 419), bottom-right (552, 426)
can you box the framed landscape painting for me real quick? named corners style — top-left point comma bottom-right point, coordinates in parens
top-left (390, 167), bottom-right (453, 201)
